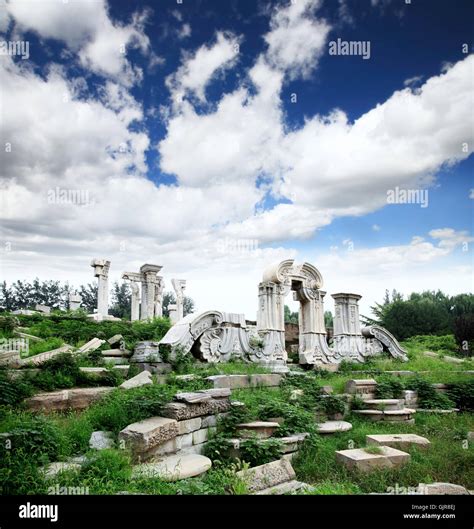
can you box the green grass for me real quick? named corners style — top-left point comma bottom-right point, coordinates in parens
top-left (23, 337), bottom-right (64, 358)
top-left (293, 413), bottom-right (474, 493)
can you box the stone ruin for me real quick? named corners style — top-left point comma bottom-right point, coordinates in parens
top-left (85, 257), bottom-right (406, 368)
top-left (155, 259), bottom-right (407, 368)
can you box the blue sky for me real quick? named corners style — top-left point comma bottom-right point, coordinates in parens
top-left (0, 0), bottom-right (472, 318)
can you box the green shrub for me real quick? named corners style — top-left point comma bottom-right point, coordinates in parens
top-left (0, 371), bottom-right (34, 406)
top-left (406, 377), bottom-right (454, 409)
top-left (316, 395), bottom-right (346, 417)
top-left (169, 346), bottom-right (194, 374)
top-left (239, 437), bottom-right (283, 467)
top-left (26, 337), bottom-right (64, 357)
top-left (80, 449), bottom-right (131, 483)
top-left (375, 376), bottom-right (405, 399)
top-left (84, 385), bottom-right (175, 434)
top-left (446, 380), bottom-right (474, 410)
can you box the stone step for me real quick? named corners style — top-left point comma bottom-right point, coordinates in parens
top-left (132, 454), bottom-right (212, 481)
top-left (353, 408), bottom-right (416, 423)
top-left (336, 446), bottom-right (410, 473)
top-left (255, 480), bottom-right (312, 495)
top-left (345, 379), bottom-right (377, 399)
top-left (25, 387), bottom-right (113, 412)
top-left (317, 421), bottom-right (352, 434)
top-left (366, 434), bottom-right (430, 451)
top-left (236, 421), bottom-right (280, 439)
top-left (236, 458), bottom-right (296, 493)
top-left (119, 417), bottom-right (178, 460)
top-left (363, 399), bottom-right (404, 411)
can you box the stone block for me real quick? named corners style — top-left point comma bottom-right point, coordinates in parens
top-left (249, 374), bottom-right (282, 388)
top-left (132, 454), bottom-right (212, 481)
top-left (25, 387), bottom-right (113, 412)
top-left (206, 374), bottom-right (249, 389)
top-left (345, 379), bottom-right (377, 399)
top-left (77, 338), bottom-right (106, 354)
top-left (119, 370), bottom-right (153, 390)
top-left (317, 421), bottom-right (352, 434)
top-left (336, 446), bottom-right (410, 472)
top-left (236, 458), bottom-right (296, 493)
top-left (178, 418), bottom-right (202, 435)
top-left (89, 431), bottom-right (115, 450)
top-left (118, 417), bottom-right (178, 459)
top-left (176, 433), bottom-right (193, 450)
top-left (366, 434), bottom-right (430, 451)
top-left (107, 334), bottom-right (123, 346)
top-left (193, 428), bottom-right (210, 445)
top-left (419, 483), bottom-right (469, 495)
top-left (161, 398), bottom-right (231, 420)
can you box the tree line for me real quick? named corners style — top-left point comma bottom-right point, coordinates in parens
top-left (362, 289), bottom-right (474, 353)
top-left (0, 280), bottom-right (194, 320)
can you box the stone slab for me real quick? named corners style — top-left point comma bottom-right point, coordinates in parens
top-left (317, 421), bottom-right (353, 434)
top-left (118, 417), bottom-right (178, 459)
top-left (236, 421), bottom-right (280, 439)
top-left (89, 430), bottom-right (115, 450)
top-left (119, 370), bottom-right (153, 390)
top-left (255, 480), bottom-right (312, 495)
top-left (25, 387), bottom-right (113, 412)
top-left (178, 418), bottom-right (202, 435)
top-left (236, 458), bottom-right (296, 493)
top-left (132, 454), bottom-right (212, 481)
top-left (161, 398), bottom-right (231, 420)
top-left (335, 446), bottom-right (410, 472)
top-left (366, 434), bottom-right (430, 451)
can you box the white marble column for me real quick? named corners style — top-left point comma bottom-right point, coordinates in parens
top-left (169, 303), bottom-right (178, 324)
top-left (91, 259), bottom-right (110, 320)
top-left (130, 283), bottom-right (140, 321)
top-left (171, 278), bottom-right (186, 321)
top-left (154, 277), bottom-right (164, 318)
top-left (122, 271), bottom-right (142, 321)
top-left (331, 292), bottom-right (365, 360)
top-left (140, 264), bottom-right (162, 320)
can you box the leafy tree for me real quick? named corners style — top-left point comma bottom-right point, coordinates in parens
top-left (284, 305), bottom-right (298, 324)
top-left (324, 310), bottom-right (333, 328)
top-left (110, 282), bottom-right (131, 319)
top-left (162, 291), bottom-right (195, 318)
top-left (78, 283), bottom-right (98, 313)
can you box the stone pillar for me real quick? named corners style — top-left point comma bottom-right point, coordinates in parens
top-left (171, 279), bottom-right (186, 321)
top-left (130, 283), bottom-right (140, 321)
top-left (169, 303), bottom-right (178, 324)
top-left (91, 259), bottom-right (110, 320)
top-left (69, 292), bottom-right (82, 311)
top-left (154, 277), bottom-right (165, 318)
top-left (331, 292), bottom-right (365, 360)
top-left (140, 264), bottom-right (162, 320)
top-left (122, 271), bottom-right (143, 321)
top-left (296, 287), bottom-right (332, 365)
top-left (257, 281), bottom-right (286, 332)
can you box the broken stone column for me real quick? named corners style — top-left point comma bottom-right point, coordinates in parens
top-left (171, 279), bottom-right (186, 321)
top-left (155, 277), bottom-right (165, 318)
top-left (91, 259), bottom-right (111, 320)
top-left (169, 304), bottom-right (178, 325)
top-left (331, 293), bottom-right (365, 360)
top-left (69, 292), bottom-right (82, 311)
top-left (122, 271), bottom-right (142, 321)
top-left (140, 264), bottom-right (163, 320)
top-left (130, 282), bottom-right (140, 321)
